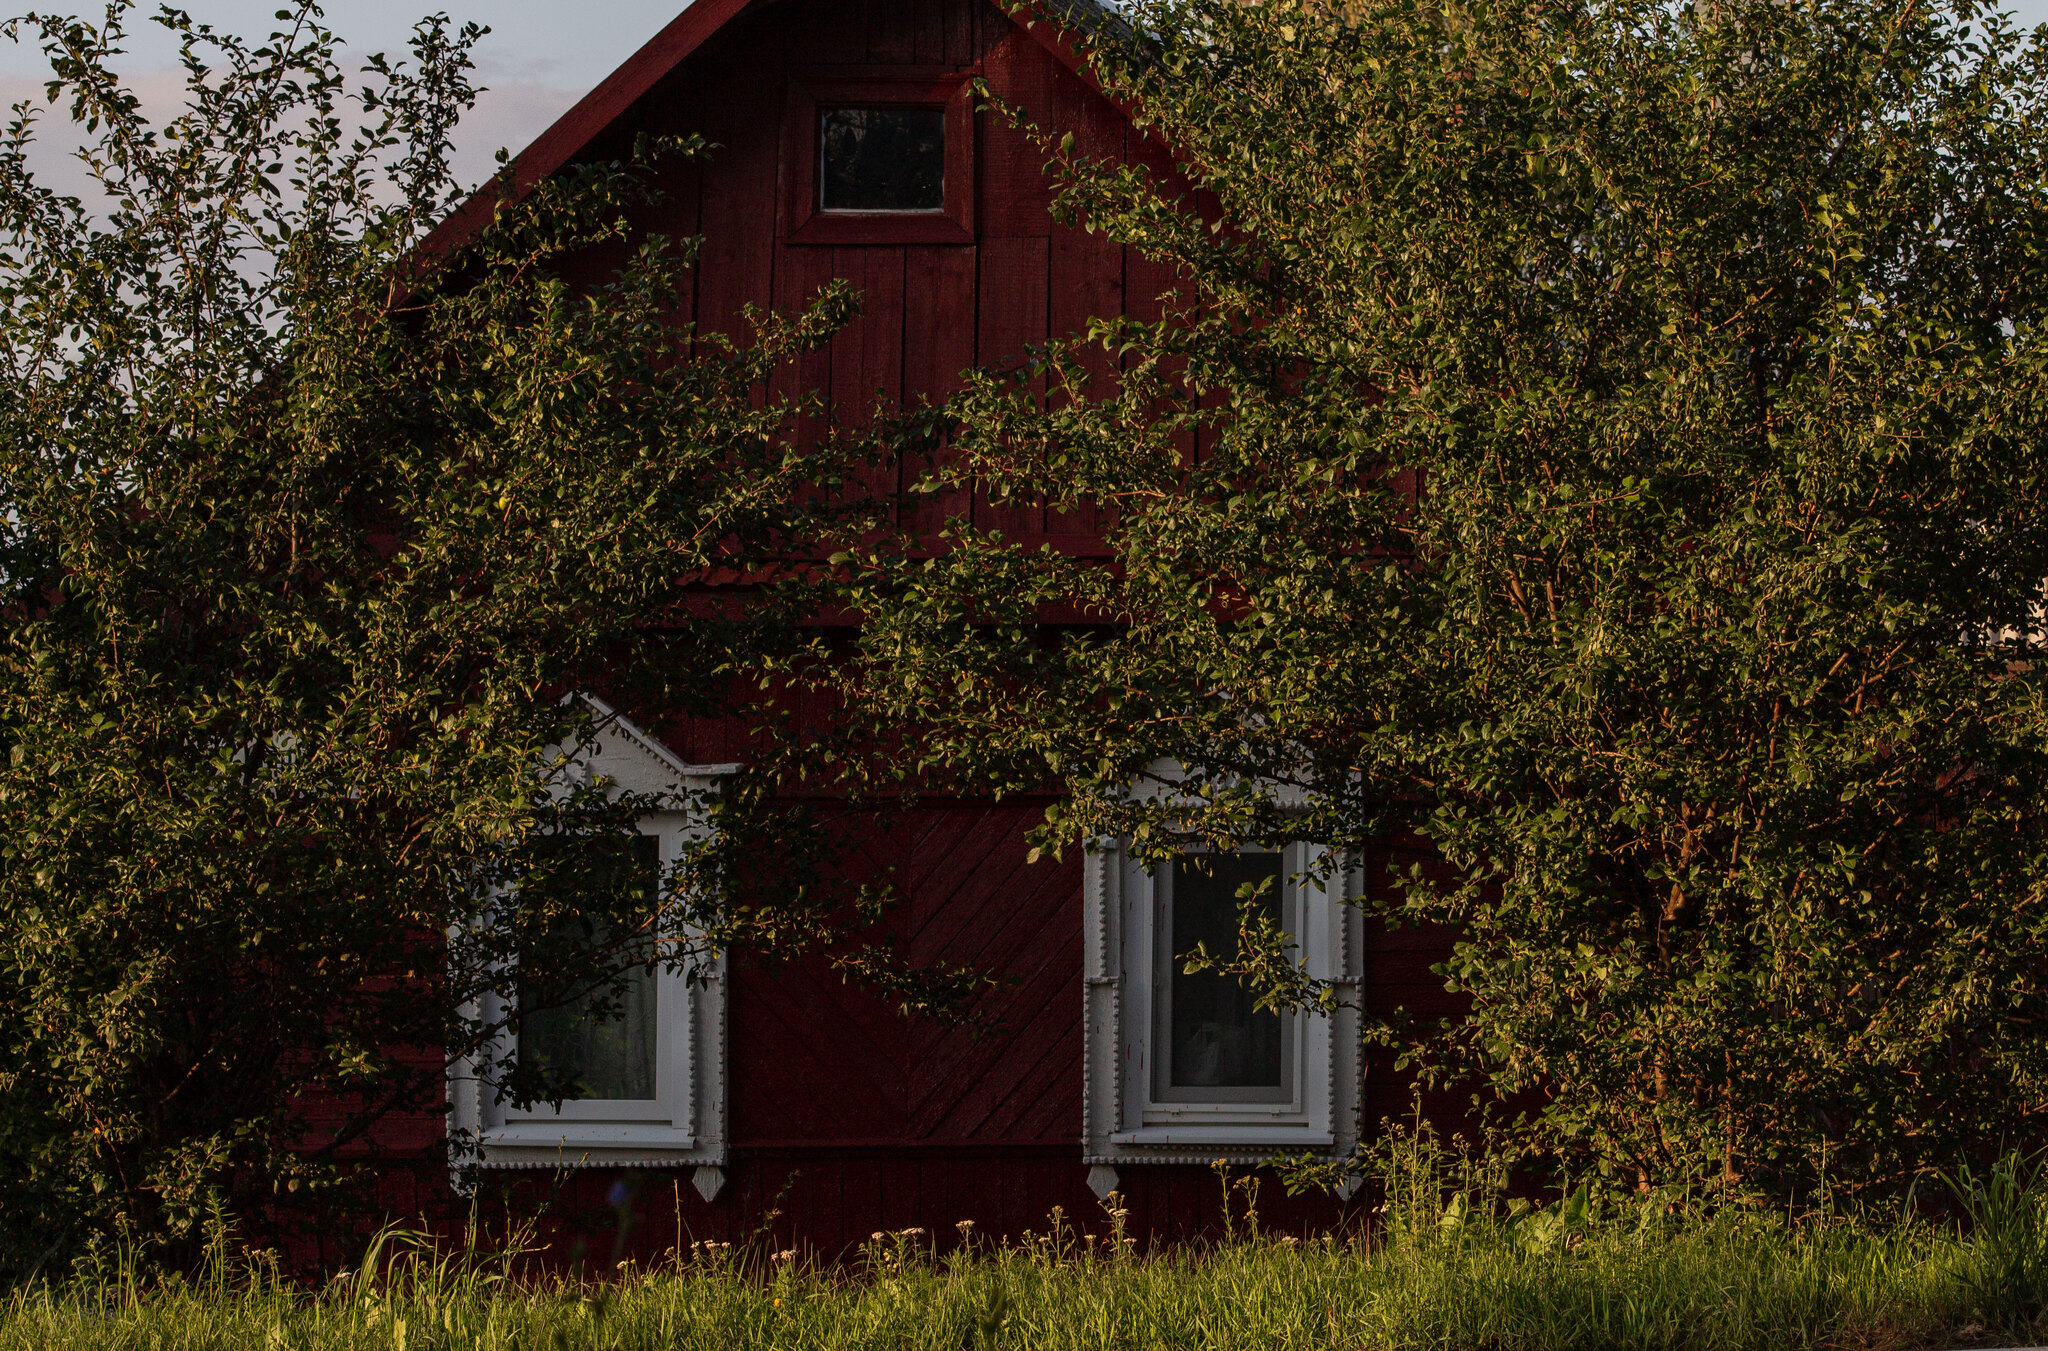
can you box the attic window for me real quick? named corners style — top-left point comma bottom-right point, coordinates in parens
top-left (819, 107), bottom-right (946, 213)
top-left (783, 71), bottom-right (974, 246)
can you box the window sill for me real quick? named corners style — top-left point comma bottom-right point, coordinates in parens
top-left (1110, 1126), bottom-right (1336, 1147)
top-left (485, 1123), bottom-right (696, 1149)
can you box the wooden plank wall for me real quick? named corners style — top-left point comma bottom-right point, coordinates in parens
top-left (636, 0), bottom-right (1149, 1250)
top-left (331, 0), bottom-right (1459, 1261)
top-left (607, 0), bottom-right (1133, 555)
top-left (726, 805), bottom-right (1080, 1151)
top-left (344, 1149), bottom-right (1361, 1273)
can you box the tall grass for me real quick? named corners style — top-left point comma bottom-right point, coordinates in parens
top-left (6, 1151), bottom-right (2047, 1351)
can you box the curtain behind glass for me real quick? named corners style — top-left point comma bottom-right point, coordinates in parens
top-left (1167, 852), bottom-right (1286, 1092)
top-left (519, 833), bottom-right (660, 1102)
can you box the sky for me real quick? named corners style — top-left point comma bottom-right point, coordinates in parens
top-left (0, 1), bottom-right (698, 193)
top-left (7, 0), bottom-right (2048, 197)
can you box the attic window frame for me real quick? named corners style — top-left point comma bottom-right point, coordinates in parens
top-left (782, 68), bottom-right (975, 246)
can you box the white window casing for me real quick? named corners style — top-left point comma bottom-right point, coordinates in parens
top-left (1082, 837), bottom-right (1365, 1167)
top-left (448, 699), bottom-right (733, 1178)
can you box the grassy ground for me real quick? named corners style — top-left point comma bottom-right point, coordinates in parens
top-left (5, 1157), bottom-right (2047, 1351)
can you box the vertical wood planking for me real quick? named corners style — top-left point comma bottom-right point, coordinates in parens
top-left (829, 247), bottom-right (908, 519)
top-left (673, 703), bottom-right (741, 765)
top-left (947, 0), bottom-right (982, 66)
top-left (1121, 124), bottom-right (1198, 471)
top-left (973, 235), bottom-right (1050, 540)
top-left (1044, 60), bottom-right (1127, 548)
top-left (868, 0), bottom-right (917, 64)
top-left (977, 27), bottom-right (1057, 238)
top-left (901, 246), bottom-right (978, 538)
top-left (969, 5), bottom-right (1053, 544)
top-left (692, 26), bottom-right (782, 355)
top-left (600, 71), bottom-right (704, 333)
top-left (797, 0), bottom-right (868, 64)
top-left (770, 243), bottom-right (838, 447)
top-left (913, 0), bottom-right (948, 65)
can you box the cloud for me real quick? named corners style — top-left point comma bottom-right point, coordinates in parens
top-left (0, 69), bottom-right (201, 208)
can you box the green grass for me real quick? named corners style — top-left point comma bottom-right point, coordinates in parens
top-left (6, 1158), bottom-right (2048, 1351)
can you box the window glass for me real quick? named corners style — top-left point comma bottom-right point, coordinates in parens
top-left (519, 833), bottom-right (661, 1102)
top-left (1164, 852), bottom-right (1287, 1095)
top-left (819, 106), bottom-right (946, 213)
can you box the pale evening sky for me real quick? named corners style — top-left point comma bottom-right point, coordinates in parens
top-left (6, 0), bottom-right (2048, 198)
top-left (0, 2), bottom-right (700, 193)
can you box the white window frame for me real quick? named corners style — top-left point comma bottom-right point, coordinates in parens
top-left (448, 700), bottom-right (733, 1177)
top-left (489, 811), bottom-right (699, 1150)
top-left (1083, 836), bottom-right (1365, 1168)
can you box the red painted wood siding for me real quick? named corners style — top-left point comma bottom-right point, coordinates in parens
top-left (730, 804), bottom-right (1081, 1150)
top-left (330, 0), bottom-right (1463, 1260)
top-left (579, 0), bottom-right (1148, 1200)
top-left (348, 1150), bottom-right (1359, 1272)
top-left (589, 0), bottom-right (1134, 554)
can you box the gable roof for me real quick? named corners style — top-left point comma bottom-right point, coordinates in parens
top-left (415, 0), bottom-right (1126, 268)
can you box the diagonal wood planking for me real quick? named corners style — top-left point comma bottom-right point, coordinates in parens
top-left (902, 808), bottom-right (1082, 1140)
top-left (730, 806), bottom-right (1081, 1148)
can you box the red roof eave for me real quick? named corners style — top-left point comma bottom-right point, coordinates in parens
top-left (407, 0), bottom-right (1117, 274)
top-left (410, 0), bottom-right (756, 271)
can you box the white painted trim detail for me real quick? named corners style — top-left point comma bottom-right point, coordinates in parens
top-left (484, 1123), bottom-right (696, 1148)
top-left (1108, 1127), bottom-right (1337, 1146)
top-left (1082, 837), bottom-right (1365, 1172)
top-left (448, 702), bottom-right (732, 1182)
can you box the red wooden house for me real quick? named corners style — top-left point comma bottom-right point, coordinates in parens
top-left (412, 0), bottom-right (1457, 1256)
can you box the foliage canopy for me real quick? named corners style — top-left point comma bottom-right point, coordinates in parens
top-left (0, 1), bottom-right (929, 1272)
top-left (838, 0), bottom-right (2048, 1190)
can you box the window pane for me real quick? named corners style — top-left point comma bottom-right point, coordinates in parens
top-left (521, 834), bottom-right (661, 1102)
top-left (819, 106), bottom-right (945, 213)
top-left (1168, 853), bottom-right (1286, 1090)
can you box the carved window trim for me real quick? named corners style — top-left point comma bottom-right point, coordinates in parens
top-left (1082, 836), bottom-right (1366, 1169)
top-left (448, 701), bottom-right (732, 1185)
